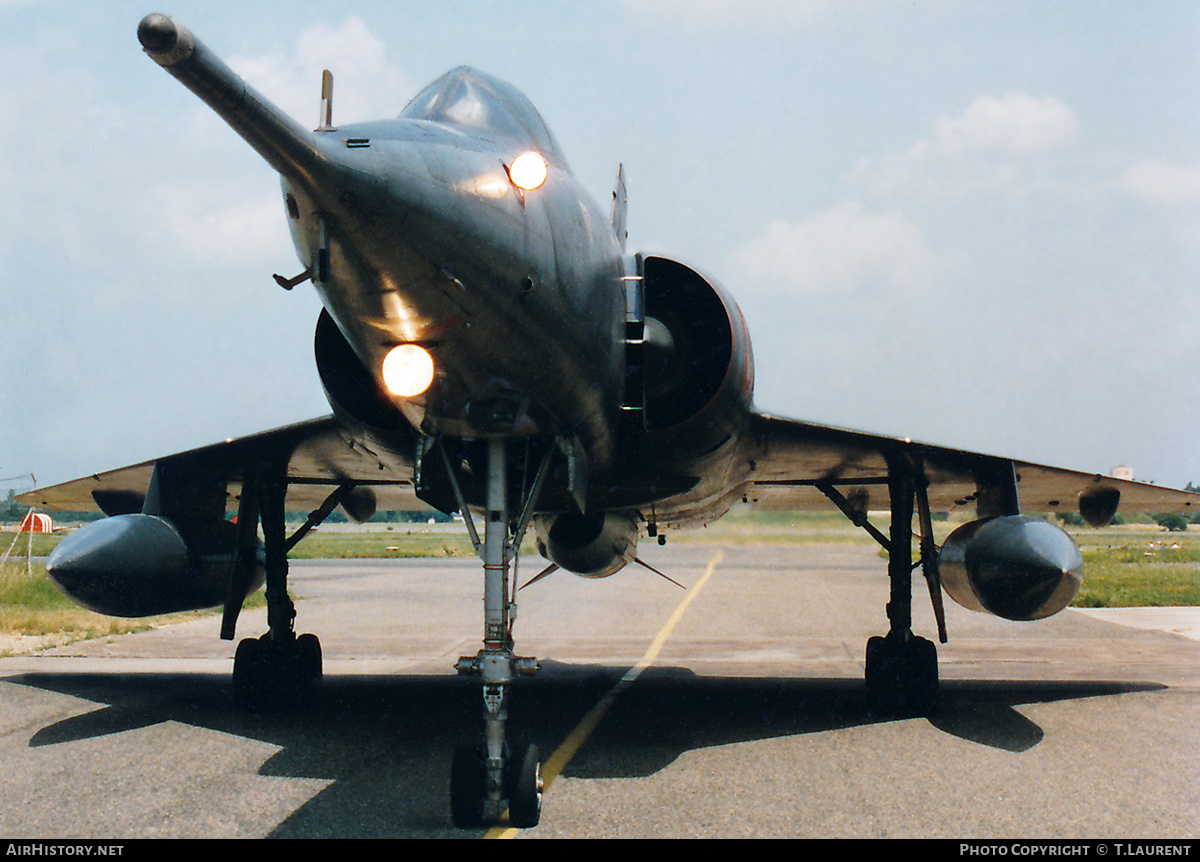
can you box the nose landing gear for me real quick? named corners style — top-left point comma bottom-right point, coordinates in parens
top-left (449, 437), bottom-right (547, 828)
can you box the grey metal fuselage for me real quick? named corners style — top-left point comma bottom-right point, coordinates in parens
top-left (141, 18), bottom-right (627, 461)
top-left (285, 77), bottom-right (626, 465)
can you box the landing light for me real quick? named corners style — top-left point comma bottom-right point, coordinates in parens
top-left (381, 344), bottom-right (434, 397)
top-left (508, 152), bottom-right (548, 190)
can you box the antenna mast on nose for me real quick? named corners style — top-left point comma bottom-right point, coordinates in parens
top-left (317, 69), bottom-right (335, 132)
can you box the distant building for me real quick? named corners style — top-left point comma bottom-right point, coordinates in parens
top-left (1110, 466), bottom-right (1134, 481)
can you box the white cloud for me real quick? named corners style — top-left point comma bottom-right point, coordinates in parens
top-left (142, 183), bottom-right (293, 267)
top-left (1122, 159), bottom-right (1200, 210)
top-left (854, 93), bottom-right (1079, 198)
top-left (727, 203), bottom-right (942, 297)
top-left (613, 0), bottom-right (902, 29)
top-left (229, 17), bottom-right (413, 126)
top-left (925, 93), bottom-right (1079, 157)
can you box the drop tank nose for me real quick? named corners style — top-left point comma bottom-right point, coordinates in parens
top-left (47, 514), bottom-right (189, 617)
top-left (938, 515), bottom-right (1084, 621)
top-left (46, 513), bottom-right (262, 618)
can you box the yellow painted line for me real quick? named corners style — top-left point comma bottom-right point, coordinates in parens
top-left (487, 550), bottom-right (724, 838)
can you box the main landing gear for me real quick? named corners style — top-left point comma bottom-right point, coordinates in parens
top-left (449, 438), bottom-right (545, 828)
top-left (223, 472), bottom-right (328, 710)
top-left (822, 449), bottom-right (944, 717)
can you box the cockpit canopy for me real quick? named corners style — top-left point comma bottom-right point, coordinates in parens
top-left (400, 67), bottom-right (566, 167)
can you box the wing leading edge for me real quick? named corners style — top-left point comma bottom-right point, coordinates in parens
top-left (24, 411), bottom-right (1197, 523)
top-left (17, 416), bottom-right (430, 516)
top-left (745, 412), bottom-right (1199, 523)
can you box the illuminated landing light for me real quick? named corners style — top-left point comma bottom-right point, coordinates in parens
top-left (381, 344), bottom-right (434, 397)
top-left (508, 152), bottom-right (548, 190)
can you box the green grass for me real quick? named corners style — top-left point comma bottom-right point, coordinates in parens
top-left (0, 560), bottom-right (156, 648)
top-left (669, 509), bottom-right (880, 545)
top-left (287, 529), bottom-right (478, 559)
top-left (0, 558), bottom-right (267, 653)
top-left (1070, 532), bottom-right (1200, 607)
top-left (0, 531), bottom-right (60, 558)
top-left (677, 512), bottom-right (1199, 608)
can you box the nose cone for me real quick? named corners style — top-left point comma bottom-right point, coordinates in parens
top-left (137, 14), bottom-right (179, 53)
top-left (47, 514), bottom-right (189, 617)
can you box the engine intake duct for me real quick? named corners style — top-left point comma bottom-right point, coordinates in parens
top-left (533, 512), bottom-right (638, 579)
top-left (641, 256), bottom-right (738, 430)
top-left (315, 308), bottom-right (406, 430)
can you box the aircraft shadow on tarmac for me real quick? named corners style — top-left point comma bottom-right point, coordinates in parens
top-left (10, 666), bottom-right (1162, 838)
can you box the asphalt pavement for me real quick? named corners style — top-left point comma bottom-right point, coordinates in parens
top-left (0, 543), bottom-right (1196, 838)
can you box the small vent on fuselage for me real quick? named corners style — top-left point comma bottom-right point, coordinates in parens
top-left (345, 138), bottom-right (371, 149)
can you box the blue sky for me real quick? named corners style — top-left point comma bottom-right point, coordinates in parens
top-left (2, 0), bottom-right (1198, 494)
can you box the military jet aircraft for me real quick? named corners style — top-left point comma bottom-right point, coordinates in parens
top-left (19, 15), bottom-right (1199, 829)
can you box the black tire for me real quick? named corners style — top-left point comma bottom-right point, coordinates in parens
top-left (232, 636), bottom-right (266, 710)
top-left (864, 635), bottom-right (897, 704)
top-left (507, 743), bottom-right (543, 828)
top-left (233, 634), bottom-right (320, 711)
top-left (295, 632), bottom-right (322, 702)
top-left (905, 635), bottom-right (940, 717)
top-left (450, 743), bottom-right (485, 828)
top-left (865, 634), bottom-right (939, 717)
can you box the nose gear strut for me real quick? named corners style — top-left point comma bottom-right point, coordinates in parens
top-left (450, 437), bottom-right (545, 828)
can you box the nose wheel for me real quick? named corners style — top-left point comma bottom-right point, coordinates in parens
top-left (507, 742), bottom-right (544, 828)
top-left (450, 743), bottom-right (486, 828)
top-left (450, 741), bottom-right (543, 829)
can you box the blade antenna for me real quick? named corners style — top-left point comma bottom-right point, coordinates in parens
top-left (632, 556), bottom-right (686, 589)
top-left (317, 69), bottom-right (335, 131)
top-left (518, 563), bottom-right (558, 591)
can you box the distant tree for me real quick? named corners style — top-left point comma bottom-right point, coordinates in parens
top-left (3, 490), bottom-right (27, 523)
top-left (1055, 511), bottom-right (1086, 527)
top-left (1151, 513), bottom-right (1189, 532)
top-left (373, 510), bottom-right (455, 523)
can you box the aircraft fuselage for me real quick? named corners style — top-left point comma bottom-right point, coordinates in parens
top-left (285, 112), bottom-right (626, 462)
top-left (138, 14), bottom-right (756, 529)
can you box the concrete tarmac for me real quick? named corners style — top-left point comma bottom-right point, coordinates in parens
top-left (0, 542), bottom-right (1196, 839)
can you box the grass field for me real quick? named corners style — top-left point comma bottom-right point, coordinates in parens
top-left (0, 512), bottom-right (1195, 651)
top-left (1072, 531), bottom-right (1200, 607)
top-left (0, 558), bottom-right (205, 654)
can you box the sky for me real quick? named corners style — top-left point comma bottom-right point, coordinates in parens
top-left (1, 0), bottom-right (1198, 497)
